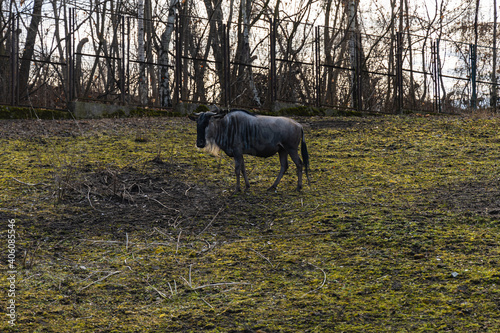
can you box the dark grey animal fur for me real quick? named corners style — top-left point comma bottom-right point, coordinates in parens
top-left (190, 110), bottom-right (310, 191)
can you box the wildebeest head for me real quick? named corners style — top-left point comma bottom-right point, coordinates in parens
top-left (189, 111), bottom-right (219, 148)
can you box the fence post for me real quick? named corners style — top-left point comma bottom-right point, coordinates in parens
top-left (269, 19), bottom-right (276, 109)
top-left (470, 43), bottom-right (477, 109)
top-left (222, 23), bottom-right (231, 109)
top-left (67, 7), bottom-right (74, 103)
top-left (315, 26), bottom-right (321, 108)
top-left (356, 32), bottom-right (362, 111)
top-left (349, 31), bottom-right (362, 112)
top-left (349, 29), bottom-right (357, 111)
top-left (10, 13), bottom-right (18, 106)
top-left (127, 17), bottom-right (131, 103)
top-left (120, 15), bottom-right (126, 104)
top-left (174, 14), bottom-right (181, 105)
top-left (431, 39), bottom-right (442, 113)
top-left (395, 31), bottom-right (403, 114)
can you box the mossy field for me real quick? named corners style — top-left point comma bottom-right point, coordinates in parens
top-left (1, 114), bottom-right (500, 332)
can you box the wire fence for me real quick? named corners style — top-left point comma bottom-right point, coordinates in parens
top-left (0, 8), bottom-right (498, 114)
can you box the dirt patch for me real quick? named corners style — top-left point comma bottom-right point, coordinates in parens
top-left (36, 160), bottom-right (232, 239)
top-left (0, 117), bottom-right (187, 139)
top-left (425, 180), bottom-right (500, 216)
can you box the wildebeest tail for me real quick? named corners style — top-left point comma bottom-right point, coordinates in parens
top-left (301, 129), bottom-right (310, 183)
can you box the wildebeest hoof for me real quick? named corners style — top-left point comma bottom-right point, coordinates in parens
top-left (267, 186), bottom-right (277, 192)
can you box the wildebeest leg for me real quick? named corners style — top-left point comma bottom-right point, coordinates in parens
top-left (268, 149), bottom-right (289, 191)
top-left (234, 155), bottom-right (250, 192)
top-left (240, 157), bottom-right (250, 190)
top-left (288, 149), bottom-right (304, 191)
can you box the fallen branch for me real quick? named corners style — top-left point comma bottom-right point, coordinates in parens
top-left (175, 230), bottom-right (182, 255)
top-left (201, 297), bottom-right (214, 308)
top-left (148, 282), bottom-right (168, 299)
top-left (301, 262), bottom-right (327, 298)
top-left (78, 239), bottom-right (122, 244)
top-left (192, 281), bottom-right (250, 290)
top-left (249, 248), bottom-right (274, 268)
top-left (197, 239), bottom-right (216, 254)
top-left (167, 280), bottom-right (178, 297)
top-left (86, 185), bottom-right (103, 212)
top-left (78, 270), bottom-right (122, 292)
top-left (197, 207), bottom-right (225, 237)
top-left (153, 227), bottom-right (175, 241)
top-left (11, 177), bottom-right (48, 186)
top-left (148, 197), bottom-right (180, 212)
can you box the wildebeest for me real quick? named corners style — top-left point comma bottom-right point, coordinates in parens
top-left (190, 109), bottom-right (310, 192)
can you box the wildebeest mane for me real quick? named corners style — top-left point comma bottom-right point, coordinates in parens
top-left (212, 108), bottom-right (257, 118)
top-left (208, 110), bottom-right (260, 156)
top-left (228, 109), bottom-right (256, 116)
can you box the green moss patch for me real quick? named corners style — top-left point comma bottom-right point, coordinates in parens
top-left (0, 105), bottom-right (72, 120)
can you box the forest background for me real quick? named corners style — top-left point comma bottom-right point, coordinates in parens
top-left (1, 0), bottom-right (499, 114)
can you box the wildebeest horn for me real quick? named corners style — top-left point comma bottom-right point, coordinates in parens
top-left (192, 111), bottom-right (216, 116)
top-left (210, 104), bottom-right (221, 112)
top-left (189, 111), bottom-right (219, 122)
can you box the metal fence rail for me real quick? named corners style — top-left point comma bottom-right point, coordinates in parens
top-left (0, 9), bottom-right (498, 114)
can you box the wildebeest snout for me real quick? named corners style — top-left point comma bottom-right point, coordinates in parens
top-left (196, 139), bottom-right (206, 148)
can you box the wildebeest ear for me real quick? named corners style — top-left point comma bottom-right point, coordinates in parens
top-left (188, 114), bottom-right (198, 121)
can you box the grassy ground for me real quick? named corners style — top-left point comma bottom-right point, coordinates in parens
top-left (1, 114), bottom-right (499, 332)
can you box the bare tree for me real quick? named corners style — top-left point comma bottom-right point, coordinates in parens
top-left (322, 0), bottom-right (347, 106)
top-left (159, 0), bottom-right (179, 107)
top-left (19, 0), bottom-right (43, 100)
top-left (471, 0), bottom-right (480, 109)
top-left (144, 0), bottom-right (156, 104)
top-left (274, 0), bottom-right (317, 105)
top-left (233, 0), bottom-right (262, 106)
top-left (346, 0), bottom-right (375, 110)
top-left (0, 0), bottom-right (13, 103)
top-left (203, 0), bottom-right (225, 105)
top-left (347, 0), bottom-right (359, 109)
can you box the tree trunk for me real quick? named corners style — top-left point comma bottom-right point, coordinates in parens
top-left (19, 0), bottom-right (43, 99)
top-left (471, 0), bottom-right (480, 109)
top-left (323, 0), bottom-right (343, 106)
top-left (159, 0), bottom-right (179, 107)
top-left (236, 0), bottom-right (261, 106)
top-left (203, 0), bottom-right (225, 105)
top-left (144, 0), bottom-right (156, 104)
top-left (348, 0), bottom-right (360, 110)
top-left (405, 0), bottom-right (416, 107)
